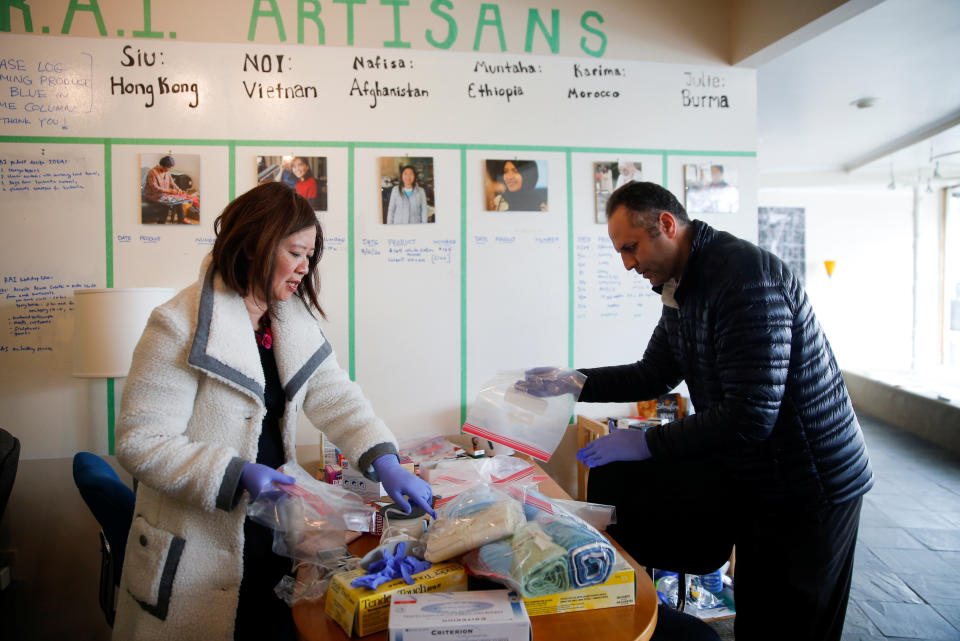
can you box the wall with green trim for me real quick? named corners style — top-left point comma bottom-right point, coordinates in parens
top-left (1, 23), bottom-right (756, 465)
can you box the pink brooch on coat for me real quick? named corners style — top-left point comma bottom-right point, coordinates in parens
top-left (255, 326), bottom-right (273, 349)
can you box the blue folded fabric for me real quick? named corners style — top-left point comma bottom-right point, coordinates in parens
top-left (474, 539), bottom-right (512, 579)
top-left (538, 515), bottom-right (615, 588)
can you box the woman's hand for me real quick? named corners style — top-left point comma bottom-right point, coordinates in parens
top-left (239, 463), bottom-right (295, 500)
top-left (373, 454), bottom-right (437, 518)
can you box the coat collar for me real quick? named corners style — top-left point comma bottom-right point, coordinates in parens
top-left (188, 263), bottom-right (331, 405)
top-left (671, 219), bottom-right (712, 304)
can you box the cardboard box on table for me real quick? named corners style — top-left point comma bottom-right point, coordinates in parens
top-left (388, 590), bottom-right (531, 641)
top-left (324, 562), bottom-right (467, 637)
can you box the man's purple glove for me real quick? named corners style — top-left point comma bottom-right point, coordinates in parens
top-left (513, 367), bottom-right (583, 398)
top-left (373, 454), bottom-right (437, 518)
top-left (576, 425), bottom-right (652, 468)
top-left (239, 462), bottom-right (295, 500)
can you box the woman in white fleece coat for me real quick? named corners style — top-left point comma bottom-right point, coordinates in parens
top-left (113, 182), bottom-right (434, 641)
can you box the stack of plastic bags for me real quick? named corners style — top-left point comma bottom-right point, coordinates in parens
top-left (427, 484), bottom-right (618, 598)
top-left (246, 458), bottom-right (618, 605)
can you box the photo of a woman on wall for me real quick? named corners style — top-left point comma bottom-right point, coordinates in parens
top-left (485, 159), bottom-right (548, 212)
top-left (387, 165), bottom-right (429, 224)
top-left (378, 157), bottom-right (435, 224)
top-left (256, 155), bottom-right (327, 211)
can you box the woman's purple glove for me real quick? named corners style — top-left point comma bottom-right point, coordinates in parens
top-left (514, 367), bottom-right (583, 397)
top-left (239, 462), bottom-right (295, 500)
top-left (373, 454), bottom-right (437, 518)
top-left (576, 425), bottom-right (651, 468)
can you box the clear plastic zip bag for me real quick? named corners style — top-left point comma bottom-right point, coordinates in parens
top-left (246, 460), bottom-right (378, 563)
top-left (462, 368), bottom-right (586, 462)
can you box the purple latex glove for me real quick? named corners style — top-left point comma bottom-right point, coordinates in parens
top-left (576, 425), bottom-right (651, 468)
top-left (373, 454), bottom-right (437, 518)
top-left (513, 366), bottom-right (582, 398)
top-left (351, 542), bottom-right (432, 590)
top-left (239, 462), bottom-right (295, 500)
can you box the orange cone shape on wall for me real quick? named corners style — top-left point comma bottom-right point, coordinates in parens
top-left (824, 260), bottom-right (836, 277)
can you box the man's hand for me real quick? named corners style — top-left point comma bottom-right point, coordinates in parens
top-left (576, 426), bottom-right (651, 467)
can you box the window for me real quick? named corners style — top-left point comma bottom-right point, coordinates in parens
top-left (944, 187), bottom-right (960, 368)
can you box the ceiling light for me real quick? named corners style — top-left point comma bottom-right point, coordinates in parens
top-left (933, 161), bottom-right (942, 179)
top-left (887, 163), bottom-right (896, 190)
top-left (850, 96), bottom-right (878, 109)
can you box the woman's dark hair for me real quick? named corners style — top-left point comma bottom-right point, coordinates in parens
top-left (159, 155), bottom-right (174, 168)
top-left (606, 181), bottom-right (689, 236)
top-left (293, 156), bottom-right (315, 180)
top-left (503, 160), bottom-right (538, 191)
top-left (398, 164), bottom-right (418, 193)
top-left (212, 182), bottom-right (325, 319)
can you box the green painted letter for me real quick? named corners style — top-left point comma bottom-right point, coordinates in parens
top-left (333, 0), bottom-right (366, 46)
top-left (0, 0), bottom-right (33, 32)
top-left (132, 0), bottom-right (164, 39)
top-left (298, 0), bottom-right (324, 44)
top-left (472, 3), bottom-right (505, 52)
top-left (426, 0), bottom-right (456, 49)
top-left (62, 0), bottom-right (106, 36)
top-left (579, 10), bottom-right (606, 58)
top-left (380, 0), bottom-right (410, 48)
top-left (248, 0), bottom-right (286, 42)
top-left (524, 8), bottom-right (558, 54)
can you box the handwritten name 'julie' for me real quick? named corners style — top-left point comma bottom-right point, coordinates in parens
top-left (681, 71), bottom-right (729, 109)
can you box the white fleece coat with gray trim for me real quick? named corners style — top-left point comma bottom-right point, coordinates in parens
top-left (112, 264), bottom-right (398, 641)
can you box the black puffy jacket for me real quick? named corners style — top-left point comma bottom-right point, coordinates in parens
top-left (579, 220), bottom-right (873, 510)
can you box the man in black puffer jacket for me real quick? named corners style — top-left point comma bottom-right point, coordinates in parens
top-left (570, 182), bottom-right (873, 641)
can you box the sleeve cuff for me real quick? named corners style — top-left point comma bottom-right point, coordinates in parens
top-left (216, 456), bottom-right (248, 511)
top-left (358, 442), bottom-right (399, 481)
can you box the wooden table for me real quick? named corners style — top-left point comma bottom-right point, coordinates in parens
top-left (293, 462), bottom-right (658, 641)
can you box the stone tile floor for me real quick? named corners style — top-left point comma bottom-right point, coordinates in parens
top-left (841, 413), bottom-right (960, 641)
top-left (705, 412), bottom-right (960, 641)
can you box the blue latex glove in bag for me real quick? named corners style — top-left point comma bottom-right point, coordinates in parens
top-left (513, 367), bottom-right (584, 398)
top-left (464, 368), bottom-right (586, 462)
top-left (576, 424), bottom-right (651, 467)
top-left (373, 454), bottom-right (437, 518)
top-left (239, 462), bottom-right (295, 500)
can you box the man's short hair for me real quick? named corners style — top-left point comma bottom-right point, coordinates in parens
top-left (159, 155), bottom-right (175, 168)
top-left (606, 181), bottom-right (689, 235)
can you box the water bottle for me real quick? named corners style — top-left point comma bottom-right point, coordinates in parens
top-left (700, 568), bottom-right (723, 594)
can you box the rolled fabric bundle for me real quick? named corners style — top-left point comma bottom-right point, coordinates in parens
top-left (424, 499), bottom-right (525, 562)
top-left (510, 522), bottom-right (571, 597)
top-left (538, 515), bottom-right (615, 588)
top-left (470, 539), bottom-right (513, 580)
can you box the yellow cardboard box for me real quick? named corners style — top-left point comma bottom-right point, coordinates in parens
top-left (324, 562), bottom-right (467, 637)
top-left (521, 555), bottom-right (636, 616)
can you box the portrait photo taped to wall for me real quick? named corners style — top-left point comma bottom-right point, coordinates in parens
top-left (257, 155), bottom-right (328, 211)
top-left (683, 162), bottom-right (739, 215)
top-left (379, 156), bottom-right (436, 224)
top-left (594, 161), bottom-right (642, 223)
top-left (139, 153), bottom-right (201, 225)
top-left (484, 159), bottom-right (549, 212)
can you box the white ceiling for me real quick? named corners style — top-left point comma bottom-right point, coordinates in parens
top-left (757, 0), bottom-right (960, 185)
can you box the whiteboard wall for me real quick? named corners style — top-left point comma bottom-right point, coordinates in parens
top-left (0, 30), bottom-right (757, 459)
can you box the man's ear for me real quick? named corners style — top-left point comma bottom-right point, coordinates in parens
top-left (659, 211), bottom-right (679, 238)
